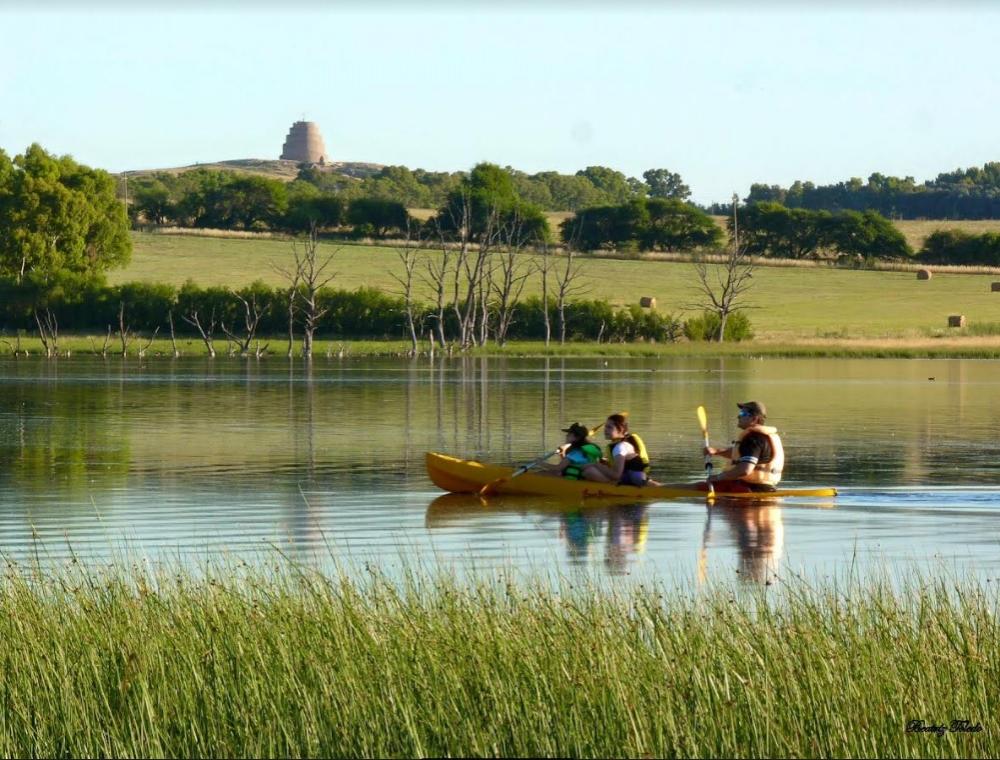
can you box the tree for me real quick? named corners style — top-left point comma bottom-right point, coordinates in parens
top-left (639, 199), bottom-right (722, 251)
top-left (576, 166), bottom-right (635, 204)
top-left (347, 198), bottom-right (409, 238)
top-left (642, 169), bottom-right (691, 200)
top-left (0, 144), bottom-right (131, 285)
top-left (691, 195), bottom-right (754, 342)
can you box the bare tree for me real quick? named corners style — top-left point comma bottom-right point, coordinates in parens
top-left (553, 247), bottom-right (589, 345)
top-left (34, 309), bottom-right (58, 358)
top-left (537, 240), bottom-right (554, 346)
top-left (221, 290), bottom-right (265, 357)
top-left (422, 221), bottom-right (452, 349)
top-left (287, 224), bottom-right (337, 359)
top-left (181, 308), bottom-right (218, 358)
top-left (389, 219), bottom-right (424, 357)
top-left (117, 302), bottom-right (135, 356)
top-left (167, 311), bottom-right (181, 358)
top-left (492, 212), bottom-right (535, 346)
top-left (690, 193), bottom-right (754, 342)
top-left (90, 326), bottom-right (112, 358)
top-left (136, 327), bottom-right (159, 358)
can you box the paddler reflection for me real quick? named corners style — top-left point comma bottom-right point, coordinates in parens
top-left (426, 495), bottom-right (648, 574)
top-left (558, 503), bottom-right (649, 574)
top-left (699, 503), bottom-right (784, 585)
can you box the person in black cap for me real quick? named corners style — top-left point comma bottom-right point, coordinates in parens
top-left (538, 422), bottom-right (605, 480)
top-left (702, 401), bottom-right (785, 493)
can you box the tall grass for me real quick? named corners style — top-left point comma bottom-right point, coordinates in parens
top-left (0, 560), bottom-right (995, 757)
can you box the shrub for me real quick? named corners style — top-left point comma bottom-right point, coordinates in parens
top-left (684, 311), bottom-right (754, 342)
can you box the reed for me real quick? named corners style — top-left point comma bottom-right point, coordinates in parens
top-left (0, 560), bottom-right (994, 758)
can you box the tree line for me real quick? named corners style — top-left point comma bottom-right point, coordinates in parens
top-left (0, 278), bottom-right (708, 357)
top-left (733, 163), bottom-right (1000, 220)
top-left (127, 164), bottom-right (694, 227)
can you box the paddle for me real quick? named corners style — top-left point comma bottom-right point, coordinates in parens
top-left (696, 405), bottom-right (716, 502)
top-left (478, 423), bottom-right (603, 497)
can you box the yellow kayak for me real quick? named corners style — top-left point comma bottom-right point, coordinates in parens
top-left (426, 452), bottom-right (838, 501)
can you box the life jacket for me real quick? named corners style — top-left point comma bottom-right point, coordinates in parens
top-left (563, 442), bottom-right (603, 480)
top-left (732, 425), bottom-right (784, 486)
top-left (608, 433), bottom-right (650, 473)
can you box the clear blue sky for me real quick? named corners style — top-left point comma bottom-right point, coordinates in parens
top-left (1, 3), bottom-right (997, 204)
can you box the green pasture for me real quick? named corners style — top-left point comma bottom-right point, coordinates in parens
top-left (113, 232), bottom-right (1000, 340)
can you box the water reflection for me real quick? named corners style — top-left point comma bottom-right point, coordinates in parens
top-left (2, 355), bottom-right (1000, 582)
top-left (426, 495), bottom-right (649, 575)
top-left (700, 503), bottom-right (785, 585)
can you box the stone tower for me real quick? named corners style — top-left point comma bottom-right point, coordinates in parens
top-left (280, 120), bottom-right (327, 164)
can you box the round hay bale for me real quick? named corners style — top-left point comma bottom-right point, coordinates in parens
top-left (639, 297), bottom-right (656, 309)
top-left (991, 282), bottom-right (1000, 292)
top-left (948, 315), bottom-right (966, 328)
top-left (917, 269), bottom-right (932, 280)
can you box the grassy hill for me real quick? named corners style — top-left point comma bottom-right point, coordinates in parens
top-left (122, 158), bottom-right (385, 181)
top-left (112, 231), bottom-right (1000, 341)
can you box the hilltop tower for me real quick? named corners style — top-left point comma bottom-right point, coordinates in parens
top-left (280, 120), bottom-right (327, 164)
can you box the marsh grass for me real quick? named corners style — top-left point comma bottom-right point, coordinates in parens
top-left (0, 558), bottom-right (996, 758)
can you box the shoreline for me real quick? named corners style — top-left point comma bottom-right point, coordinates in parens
top-left (4, 336), bottom-right (1000, 360)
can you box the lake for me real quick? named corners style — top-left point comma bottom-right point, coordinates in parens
top-left (1, 355), bottom-right (999, 585)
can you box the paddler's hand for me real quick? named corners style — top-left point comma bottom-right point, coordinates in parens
top-left (703, 445), bottom-right (719, 456)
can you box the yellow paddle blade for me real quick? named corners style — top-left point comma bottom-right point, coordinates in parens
top-left (696, 405), bottom-right (708, 434)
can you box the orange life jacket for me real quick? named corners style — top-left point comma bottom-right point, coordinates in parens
top-left (732, 425), bottom-right (784, 486)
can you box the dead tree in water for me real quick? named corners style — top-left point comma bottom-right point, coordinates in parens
top-left (221, 290), bottom-right (265, 357)
top-left (136, 327), bottom-right (159, 358)
top-left (423, 217), bottom-right (454, 349)
top-left (167, 311), bottom-right (181, 358)
top-left (34, 309), bottom-right (59, 357)
top-left (277, 224), bottom-right (337, 359)
top-left (552, 220), bottom-right (590, 345)
top-left (90, 326), bottom-right (112, 358)
top-left (117, 302), bottom-right (135, 356)
top-left (181, 308), bottom-right (218, 358)
top-left (389, 220), bottom-right (424, 357)
top-left (492, 211), bottom-right (536, 346)
top-left (554, 247), bottom-right (588, 345)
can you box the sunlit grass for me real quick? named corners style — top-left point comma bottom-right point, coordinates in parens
top-left (0, 560), bottom-right (994, 757)
top-left (113, 232), bottom-right (1000, 340)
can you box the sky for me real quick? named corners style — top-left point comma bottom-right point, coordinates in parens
top-left (1, 2), bottom-right (998, 204)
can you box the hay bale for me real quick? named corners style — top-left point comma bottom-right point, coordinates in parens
top-left (948, 315), bottom-right (966, 328)
top-left (991, 282), bottom-right (1000, 292)
top-left (917, 269), bottom-right (932, 280)
top-left (639, 297), bottom-right (656, 309)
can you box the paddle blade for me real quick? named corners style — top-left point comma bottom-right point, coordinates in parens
top-left (696, 405), bottom-right (708, 435)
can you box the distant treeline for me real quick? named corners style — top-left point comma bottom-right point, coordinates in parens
top-left (727, 163), bottom-right (1000, 220)
top-left (132, 160), bottom-right (1000, 222)
top-left (0, 279), bottom-right (711, 345)
top-left (127, 165), bottom-right (693, 223)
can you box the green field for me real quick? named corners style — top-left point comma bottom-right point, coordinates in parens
top-left (0, 562), bottom-right (994, 758)
top-left (112, 232), bottom-right (1000, 340)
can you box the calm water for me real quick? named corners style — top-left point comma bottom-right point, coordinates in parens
top-left (1, 355), bottom-right (999, 585)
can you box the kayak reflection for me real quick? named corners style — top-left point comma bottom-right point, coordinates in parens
top-left (425, 494), bottom-right (649, 575)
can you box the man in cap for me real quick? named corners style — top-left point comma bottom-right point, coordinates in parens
top-left (703, 401), bottom-right (785, 493)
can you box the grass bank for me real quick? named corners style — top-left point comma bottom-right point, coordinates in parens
top-left (0, 562), bottom-right (994, 757)
top-left (8, 336), bottom-right (1000, 360)
top-left (116, 232), bottom-right (1000, 340)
